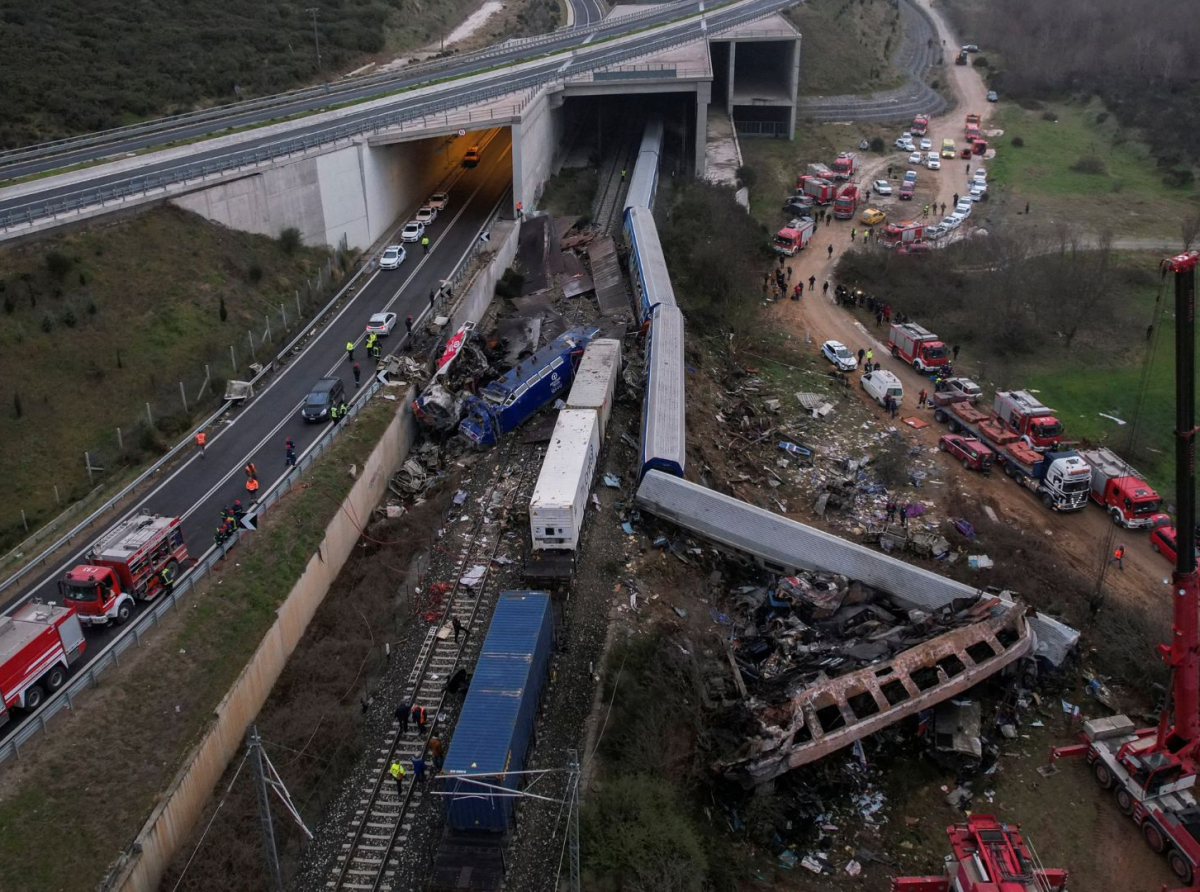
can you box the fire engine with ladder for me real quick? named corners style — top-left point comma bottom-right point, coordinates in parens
top-left (59, 514), bottom-right (188, 627)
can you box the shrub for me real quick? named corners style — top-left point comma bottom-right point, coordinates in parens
top-left (86, 298), bottom-right (98, 315)
top-left (1071, 155), bottom-right (1107, 174)
top-left (219, 295), bottom-right (228, 322)
top-left (582, 775), bottom-right (708, 892)
top-left (1096, 111), bottom-right (1110, 124)
top-left (13, 391), bottom-right (22, 419)
top-left (1163, 168), bottom-right (1195, 189)
top-left (735, 165), bottom-right (757, 189)
top-left (59, 305), bottom-right (78, 328)
top-left (2, 294), bottom-right (12, 314)
top-left (869, 136), bottom-right (886, 153)
top-left (1041, 109), bottom-right (1059, 122)
top-left (45, 250), bottom-right (74, 280)
top-left (247, 261), bottom-right (265, 284)
top-left (1010, 136), bottom-right (1025, 147)
top-left (279, 226), bottom-right (303, 255)
top-left (972, 55), bottom-right (989, 68)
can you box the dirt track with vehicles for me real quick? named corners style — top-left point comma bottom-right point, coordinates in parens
top-left (759, 0), bottom-right (1170, 627)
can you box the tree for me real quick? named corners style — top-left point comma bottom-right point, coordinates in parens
top-left (279, 226), bottom-right (302, 255)
top-left (1046, 226), bottom-right (1113, 348)
top-left (219, 295), bottom-right (228, 322)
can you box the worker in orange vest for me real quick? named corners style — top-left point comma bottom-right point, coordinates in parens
top-left (195, 431), bottom-right (206, 457)
top-left (1109, 544), bottom-right (1125, 570)
top-left (410, 704), bottom-right (427, 733)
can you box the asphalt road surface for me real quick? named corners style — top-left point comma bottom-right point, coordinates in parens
top-left (0, 132), bottom-right (514, 741)
top-left (0, 0), bottom-right (703, 182)
top-left (0, 0), bottom-right (792, 224)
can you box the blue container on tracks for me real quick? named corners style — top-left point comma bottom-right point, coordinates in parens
top-left (443, 590), bottom-right (554, 833)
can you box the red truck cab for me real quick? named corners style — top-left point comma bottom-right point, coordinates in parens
top-left (60, 514), bottom-right (187, 627)
top-left (911, 114), bottom-right (929, 136)
top-left (888, 322), bottom-right (949, 372)
top-left (832, 182), bottom-right (859, 219)
top-left (993, 390), bottom-right (1063, 450)
top-left (939, 434), bottom-right (994, 472)
top-left (830, 152), bottom-right (858, 179)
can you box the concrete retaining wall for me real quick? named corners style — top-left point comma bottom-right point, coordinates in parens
top-left (171, 137), bottom-right (444, 250)
top-left (512, 89), bottom-right (564, 212)
top-left (112, 390), bottom-right (416, 892)
top-left (448, 219), bottom-right (521, 332)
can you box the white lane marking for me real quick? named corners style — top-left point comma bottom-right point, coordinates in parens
top-left (6, 138), bottom-right (514, 615)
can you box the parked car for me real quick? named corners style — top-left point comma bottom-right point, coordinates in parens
top-left (925, 223), bottom-right (948, 241)
top-left (919, 138), bottom-right (932, 151)
top-left (900, 182), bottom-right (915, 201)
top-left (401, 221), bottom-right (425, 243)
top-left (784, 195), bottom-right (815, 215)
top-left (968, 185), bottom-right (986, 201)
top-left (415, 206), bottom-right (437, 225)
top-left (427, 192), bottom-right (449, 210)
top-left (873, 179), bottom-right (893, 196)
top-left (821, 340), bottom-right (858, 372)
top-left (908, 151), bottom-right (923, 165)
top-left (939, 434), bottom-right (994, 472)
top-left (366, 312), bottom-right (398, 336)
top-left (941, 376), bottom-right (983, 403)
top-left (898, 242), bottom-right (933, 255)
top-left (941, 138), bottom-right (957, 159)
top-left (379, 245), bottom-right (406, 269)
top-left (942, 213), bottom-right (964, 230)
top-left (904, 170), bottom-right (918, 183)
top-left (986, 91), bottom-right (998, 102)
top-left (301, 377), bottom-right (346, 422)
top-left (973, 168), bottom-right (988, 183)
top-left (955, 199), bottom-right (973, 216)
top-left (926, 156), bottom-right (941, 170)
top-left (895, 137), bottom-right (915, 151)
top-left (1150, 524), bottom-right (1199, 564)
top-left (462, 145), bottom-right (481, 167)
top-left (861, 207), bottom-right (886, 225)
top-left (963, 43), bottom-right (979, 52)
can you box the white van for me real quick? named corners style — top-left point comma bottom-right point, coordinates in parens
top-left (861, 369), bottom-right (904, 407)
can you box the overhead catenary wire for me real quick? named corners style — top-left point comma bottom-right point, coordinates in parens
top-left (1088, 264), bottom-right (1171, 616)
top-left (169, 749), bottom-right (251, 892)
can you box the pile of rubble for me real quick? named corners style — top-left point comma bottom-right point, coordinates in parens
top-left (712, 564), bottom-right (1034, 787)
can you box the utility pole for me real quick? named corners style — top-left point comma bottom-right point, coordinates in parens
top-left (306, 7), bottom-right (322, 74)
top-left (249, 726), bottom-right (283, 892)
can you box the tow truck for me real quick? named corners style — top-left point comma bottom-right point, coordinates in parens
top-left (891, 815), bottom-right (1068, 891)
top-left (932, 399), bottom-right (1090, 511)
top-left (1051, 252), bottom-right (1200, 890)
top-left (59, 514), bottom-right (188, 627)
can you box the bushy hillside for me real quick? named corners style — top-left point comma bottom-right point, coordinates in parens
top-left (0, 0), bottom-right (480, 148)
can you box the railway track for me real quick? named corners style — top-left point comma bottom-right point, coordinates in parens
top-left (591, 124), bottom-right (641, 234)
top-left (328, 441), bottom-right (540, 891)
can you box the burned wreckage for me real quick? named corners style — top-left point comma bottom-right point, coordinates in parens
top-left (634, 472), bottom-right (1079, 786)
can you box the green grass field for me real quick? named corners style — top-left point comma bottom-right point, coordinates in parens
top-left (987, 100), bottom-right (1200, 238)
top-left (0, 208), bottom-right (333, 552)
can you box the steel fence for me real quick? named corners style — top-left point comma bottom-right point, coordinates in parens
top-left (0, 376), bottom-right (384, 766)
top-left (0, 0), bottom-right (707, 175)
top-left (0, 0), bottom-right (795, 232)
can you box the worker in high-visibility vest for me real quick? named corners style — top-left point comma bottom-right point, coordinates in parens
top-left (389, 761), bottom-right (406, 795)
top-left (195, 431), bottom-right (206, 457)
top-left (421, 236), bottom-right (430, 255)
top-left (346, 340), bottom-right (355, 362)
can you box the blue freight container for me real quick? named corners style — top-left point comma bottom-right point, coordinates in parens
top-left (443, 591), bottom-right (555, 833)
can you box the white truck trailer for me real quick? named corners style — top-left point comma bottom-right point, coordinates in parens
top-left (529, 409), bottom-right (601, 551)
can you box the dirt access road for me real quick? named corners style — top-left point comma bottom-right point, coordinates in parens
top-left (762, 2), bottom-right (1171, 623)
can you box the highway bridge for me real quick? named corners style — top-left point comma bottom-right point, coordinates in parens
top-left (0, 0), bottom-right (801, 243)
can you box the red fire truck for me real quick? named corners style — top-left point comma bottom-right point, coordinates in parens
top-left (993, 390), bottom-right (1064, 451)
top-left (832, 182), bottom-right (859, 219)
top-left (888, 322), bottom-right (950, 372)
top-left (0, 601), bottom-right (87, 725)
top-left (59, 514), bottom-right (188, 627)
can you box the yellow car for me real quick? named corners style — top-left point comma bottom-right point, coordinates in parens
top-left (860, 207), bottom-right (886, 225)
top-left (941, 138), bottom-right (956, 159)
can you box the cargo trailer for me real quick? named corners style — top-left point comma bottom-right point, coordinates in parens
top-left (565, 339), bottom-right (622, 440)
top-left (442, 591), bottom-right (555, 834)
top-left (529, 409), bottom-right (600, 551)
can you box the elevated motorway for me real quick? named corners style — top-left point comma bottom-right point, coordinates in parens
top-left (0, 0), bottom-right (799, 240)
top-left (0, 131), bottom-right (515, 747)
